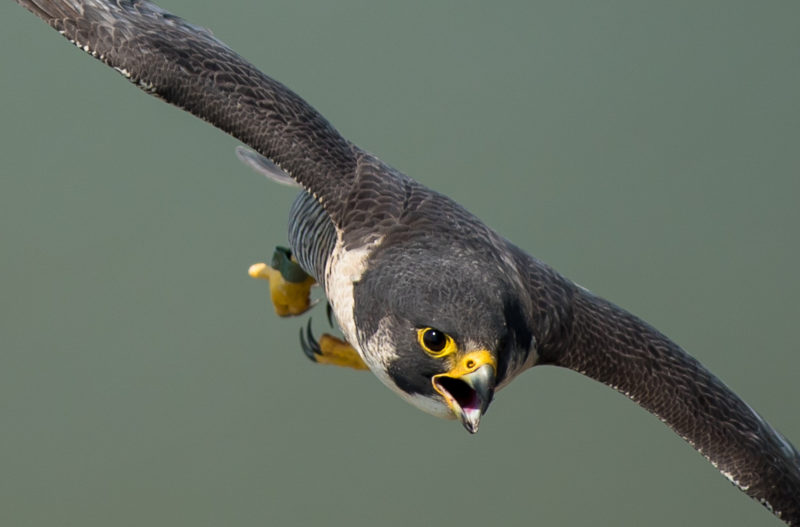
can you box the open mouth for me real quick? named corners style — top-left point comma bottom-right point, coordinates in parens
top-left (435, 376), bottom-right (483, 414)
top-left (432, 364), bottom-right (495, 434)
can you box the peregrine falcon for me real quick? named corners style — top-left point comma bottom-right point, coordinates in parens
top-left (12, 0), bottom-right (800, 523)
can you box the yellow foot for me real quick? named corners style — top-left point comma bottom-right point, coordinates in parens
top-left (300, 320), bottom-right (369, 371)
top-left (249, 247), bottom-right (316, 317)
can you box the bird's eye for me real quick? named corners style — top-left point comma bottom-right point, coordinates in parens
top-left (417, 327), bottom-right (456, 357)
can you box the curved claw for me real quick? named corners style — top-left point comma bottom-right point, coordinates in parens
top-left (326, 303), bottom-right (335, 328)
top-left (299, 318), bottom-right (321, 362)
top-left (296, 319), bottom-right (369, 371)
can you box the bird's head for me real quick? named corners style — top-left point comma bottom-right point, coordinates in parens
top-left (352, 241), bottom-right (533, 433)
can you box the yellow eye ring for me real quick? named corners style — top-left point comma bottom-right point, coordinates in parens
top-left (417, 327), bottom-right (457, 357)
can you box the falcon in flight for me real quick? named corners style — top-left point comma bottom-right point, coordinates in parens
top-left (12, 1), bottom-right (800, 523)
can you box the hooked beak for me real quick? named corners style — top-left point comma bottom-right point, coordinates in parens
top-left (432, 350), bottom-right (496, 434)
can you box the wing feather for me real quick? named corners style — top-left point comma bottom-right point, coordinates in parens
top-left (15, 0), bottom-right (357, 210)
top-left (515, 249), bottom-right (800, 523)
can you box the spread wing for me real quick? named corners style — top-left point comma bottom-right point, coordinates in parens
top-left (514, 249), bottom-right (800, 524)
top-left (15, 0), bottom-right (357, 213)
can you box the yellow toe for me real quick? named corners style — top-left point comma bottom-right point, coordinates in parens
top-left (248, 262), bottom-right (271, 279)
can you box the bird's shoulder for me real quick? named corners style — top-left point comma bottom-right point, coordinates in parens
top-left (336, 153), bottom-right (499, 248)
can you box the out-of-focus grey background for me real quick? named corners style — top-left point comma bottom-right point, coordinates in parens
top-left (1, 1), bottom-right (798, 525)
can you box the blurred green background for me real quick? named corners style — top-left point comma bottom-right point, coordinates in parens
top-left (1, 1), bottom-right (798, 525)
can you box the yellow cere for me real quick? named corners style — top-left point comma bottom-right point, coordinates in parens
top-left (445, 350), bottom-right (496, 378)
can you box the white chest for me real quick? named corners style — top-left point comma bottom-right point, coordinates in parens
top-left (324, 234), bottom-right (382, 358)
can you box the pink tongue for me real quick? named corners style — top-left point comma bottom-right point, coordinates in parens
top-left (458, 389), bottom-right (480, 412)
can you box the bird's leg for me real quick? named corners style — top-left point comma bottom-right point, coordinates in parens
top-left (249, 246), bottom-right (316, 316)
top-left (250, 248), bottom-right (367, 370)
top-left (300, 320), bottom-right (369, 371)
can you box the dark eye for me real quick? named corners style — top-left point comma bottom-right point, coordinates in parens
top-left (417, 327), bottom-right (456, 357)
top-left (423, 328), bottom-right (446, 351)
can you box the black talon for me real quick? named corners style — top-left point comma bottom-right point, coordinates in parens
top-left (299, 318), bottom-right (321, 362)
top-left (326, 303), bottom-right (335, 328)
